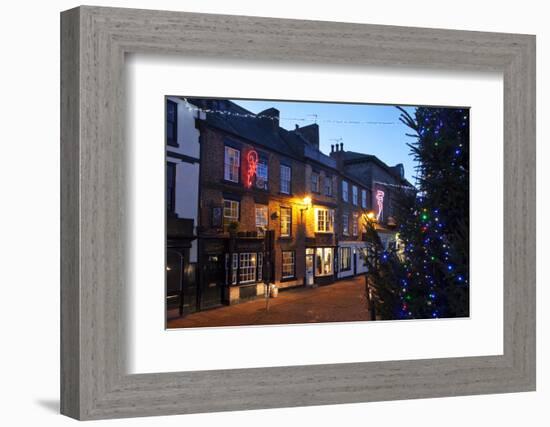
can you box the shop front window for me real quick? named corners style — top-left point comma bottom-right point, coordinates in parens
top-left (315, 247), bottom-right (333, 276)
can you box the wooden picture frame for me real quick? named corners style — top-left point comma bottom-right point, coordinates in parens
top-left (60, 6), bottom-right (536, 420)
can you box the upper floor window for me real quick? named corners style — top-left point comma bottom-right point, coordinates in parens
top-left (342, 180), bottom-right (349, 202)
top-left (166, 100), bottom-right (178, 146)
top-left (352, 213), bottom-right (359, 236)
top-left (315, 207), bottom-right (334, 233)
top-left (342, 213), bottom-right (349, 236)
top-left (166, 162), bottom-right (176, 213)
top-left (255, 205), bottom-right (268, 235)
top-left (361, 189), bottom-right (367, 209)
top-left (280, 164), bottom-right (291, 194)
top-left (311, 172), bottom-right (320, 193)
top-left (352, 185), bottom-right (358, 205)
top-left (324, 176), bottom-right (333, 196)
top-left (224, 146), bottom-right (240, 183)
top-left (280, 206), bottom-right (292, 237)
top-left (223, 199), bottom-right (239, 224)
top-left (256, 157), bottom-right (268, 190)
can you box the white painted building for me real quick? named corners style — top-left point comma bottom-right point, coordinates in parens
top-left (166, 96), bottom-right (204, 264)
top-left (337, 241), bottom-right (369, 279)
top-left (165, 97), bottom-right (204, 313)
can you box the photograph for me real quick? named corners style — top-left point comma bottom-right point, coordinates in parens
top-left (165, 97), bottom-right (470, 328)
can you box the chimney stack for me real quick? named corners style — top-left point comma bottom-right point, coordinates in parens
top-left (257, 107), bottom-right (280, 132)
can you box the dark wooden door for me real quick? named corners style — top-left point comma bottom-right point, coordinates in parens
top-left (200, 254), bottom-right (224, 309)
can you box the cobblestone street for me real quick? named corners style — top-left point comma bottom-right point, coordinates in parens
top-left (167, 275), bottom-right (371, 328)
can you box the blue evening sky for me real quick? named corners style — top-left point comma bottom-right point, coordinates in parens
top-left (232, 99), bottom-right (418, 185)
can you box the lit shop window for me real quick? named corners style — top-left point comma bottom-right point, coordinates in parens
top-left (315, 248), bottom-right (334, 276)
top-left (280, 164), bottom-right (292, 194)
top-left (340, 247), bottom-right (352, 271)
top-left (282, 251), bottom-right (295, 279)
top-left (280, 207), bottom-right (292, 237)
top-left (315, 208), bottom-right (334, 233)
top-left (224, 146), bottom-right (240, 183)
top-left (239, 253), bottom-right (257, 284)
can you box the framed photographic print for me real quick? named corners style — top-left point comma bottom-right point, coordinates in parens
top-left (61, 6), bottom-right (536, 420)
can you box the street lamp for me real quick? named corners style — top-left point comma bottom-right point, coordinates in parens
top-left (300, 195), bottom-right (312, 220)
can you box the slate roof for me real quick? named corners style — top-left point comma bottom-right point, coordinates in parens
top-left (340, 150), bottom-right (414, 188)
top-left (185, 98), bottom-right (308, 160)
top-left (184, 97), bottom-right (413, 189)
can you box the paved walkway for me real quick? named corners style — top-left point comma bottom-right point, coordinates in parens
top-left (167, 275), bottom-right (371, 328)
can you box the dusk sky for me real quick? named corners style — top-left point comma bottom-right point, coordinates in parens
top-left (232, 99), bottom-right (418, 184)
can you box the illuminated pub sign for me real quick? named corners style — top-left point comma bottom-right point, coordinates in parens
top-left (244, 149), bottom-right (268, 190)
top-left (376, 189), bottom-right (385, 221)
top-left (245, 149), bottom-right (258, 188)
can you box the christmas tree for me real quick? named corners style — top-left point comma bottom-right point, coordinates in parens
top-left (361, 213), bottom-right (406, 320)
top-left (394, 106), bottom-right (470, 319)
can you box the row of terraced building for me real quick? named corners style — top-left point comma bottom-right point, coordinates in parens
top-left (166, 97), bottom-right (412, 315)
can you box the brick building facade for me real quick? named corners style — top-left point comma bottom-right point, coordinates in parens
top-left (166, 97), bottom-right (411, 313)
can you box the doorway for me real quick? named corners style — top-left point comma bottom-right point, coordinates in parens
top-left (200, 254), bottom-right (224, 310)
top-left (305, 252), bottom-right (314, 286)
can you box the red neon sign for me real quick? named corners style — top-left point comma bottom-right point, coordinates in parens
top-left (376, 190), bottom-right (385, 221)
top-left (246, 150), bottom-right (258, 188)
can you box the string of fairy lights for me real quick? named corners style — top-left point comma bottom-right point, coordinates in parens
top-left (181, 98), bottom-right (396, 126)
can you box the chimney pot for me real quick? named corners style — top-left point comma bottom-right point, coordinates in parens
top-left (340, 142), bottom-right (344, 151)
top-left (331, 144), bottom-right (334, 153)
